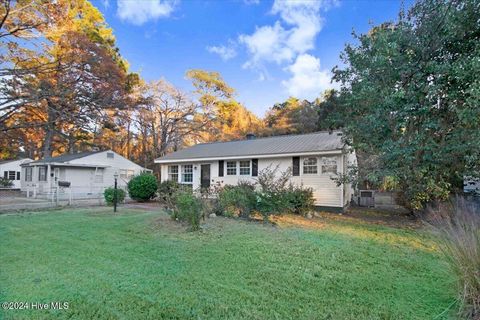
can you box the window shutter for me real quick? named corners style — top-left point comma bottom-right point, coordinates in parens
top-left (218, 160), bottom-right (224, 177)
top-left (16, 172), bottom-right (20, 180)
top-left (3, 171), bottom-right (7, 179)
top-left (252, 159), bottom-right (258, 176)
top-left (292, 157), bottom-right (300, 176)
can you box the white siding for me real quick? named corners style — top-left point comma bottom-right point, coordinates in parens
top-left (160, 153), bottom-right (347, 208)
top-left (20, 151), bottom-right (148, 196)
top-left (0, 159), bottom-right (32, 188)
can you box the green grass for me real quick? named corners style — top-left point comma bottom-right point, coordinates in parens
top-left (0, 208), bottom-right (455, 319)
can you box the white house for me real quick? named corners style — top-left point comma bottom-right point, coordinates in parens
top-left (0, 158), bottom-right (33, 188)
top-left (155, 131), bottom-right (357, 211)
top-left (21, 150), bottom-right (150, 198)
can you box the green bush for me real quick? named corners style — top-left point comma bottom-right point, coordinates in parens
top-left (284, 185), bottom-right (315, 216)
top-left (127, 173), bottom-right (158, 201)
top-left (171, 191), bottom-right (202, 231)
top-left (104, 187), bottom-right (126, 206)
top-left (256, 190), bottom-right (290, 220)
top-left (0, 177), bottom-right (14, 188)
top-left (255, 166), bottom-right (292, 220)
top-left (218, 182), bottom-right (257, 218)
top-left (158, 180), bottom-right (180, 205)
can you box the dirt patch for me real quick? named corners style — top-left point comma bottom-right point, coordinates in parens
top-left (123, 201), bottom-right (165, 211)
top-left (317, 207), bottom-right (420, 229)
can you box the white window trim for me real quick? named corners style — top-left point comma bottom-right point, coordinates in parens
top-left (181, 164), bottom-right (193, 184)
top-left (302, 157), bottom-right (318, 175)
top-left (226, 161), bottom-right (237, 176)
top-left (321, 157), bottom-right (338, 175)
top-left (239, 160), bottom-right (251, 176)
top-left (25, 167), bottom-right (32, 182)
top-left (168, 165), bottom-right (179, 182)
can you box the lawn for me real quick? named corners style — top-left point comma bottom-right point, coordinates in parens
top-left (0, 208), bottom-right (455, 319)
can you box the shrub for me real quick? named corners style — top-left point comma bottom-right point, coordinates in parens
top-left (284, 185), bottom-right (315, 216)
top-left (0, 177), bottom-right (14, 188)
top-left (427, 198), bottom-right (480, 319)
top-left (104, 187), bottom-right (126, 206)
top-left (218, 181), bottom-right (257, 218)
top-left (255, 166), bottom-right (292, 220)
top-left (158, 180), bottom-right (180, 205)
top-left (171, 190), bottom-right (202, 231)
top-left (127, 173), bottom-right (158, 201)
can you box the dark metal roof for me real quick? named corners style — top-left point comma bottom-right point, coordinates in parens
top-left (28, 150), bottom-right (105, 164)
top-left (156, 131), bottom-right (344, 162)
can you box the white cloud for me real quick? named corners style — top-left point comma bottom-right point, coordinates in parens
top-left (282, 54), bottom-right (335, 100)
top-left (239, 22), bottom-right (293, 66)
top-left (117, 0), bottom-right (176, 25)
top-left (238, 0), bottom-right (325, 71)
top-left (206, 42), bottom-right (237, 61)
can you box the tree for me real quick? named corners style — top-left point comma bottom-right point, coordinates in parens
top-left (0, 0), bottom-right (133, 158)
top-left (264, 97), bottom-right (319, 135)
top-left (332, 0), bottom-right (480, 209)
top-left (186, 69), bottom-right (263, 142)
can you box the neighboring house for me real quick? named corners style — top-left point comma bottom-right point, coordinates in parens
top-left (0, 159), bottom-right (33, 188)
top-left (20, 150), bottom-right (149, 198)
top-left (155, 131), bottom-right (357, 211)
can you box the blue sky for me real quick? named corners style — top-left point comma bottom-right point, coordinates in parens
top-left (92, 0), bottom-right (409, 117)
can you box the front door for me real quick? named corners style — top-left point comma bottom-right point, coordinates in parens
top-left (200, 164), bottom-right (211, 189)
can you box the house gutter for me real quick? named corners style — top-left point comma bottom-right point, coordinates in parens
top-left (154, 150), bottom-right (343, 164)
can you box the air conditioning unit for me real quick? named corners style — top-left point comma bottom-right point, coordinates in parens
top-left (358, 190), bottom-right (375, 207)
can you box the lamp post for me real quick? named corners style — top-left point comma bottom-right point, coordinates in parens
top-left (113, 172), bottom-right (118, 213)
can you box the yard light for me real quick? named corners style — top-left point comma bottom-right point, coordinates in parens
top-left (114, 172), bottom-right (119, 213)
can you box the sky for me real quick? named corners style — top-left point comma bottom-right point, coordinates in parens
top-left (91, 0), bottom-right (409, 117)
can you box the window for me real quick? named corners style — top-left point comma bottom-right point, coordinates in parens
top-left (25, 167), bottom-right (32, 182)
top-left (168, 165), bottom-right (178, 182)
top-left (7, 171), bottom-right (15, 180)
top-left (107, 152), bottom-right (114, 159)
top-left (38, 166), bottom-right (47, 181)
top-left (94, 168), bottom-right (104, 183)
top-left (321, 157), bottom-right (337, 174)
top-left (226, 161), bottom-right (237, 175)
top-left (120, 169), bottom-right (135, 180)
top-left (239, 161), bottom-right (250, 175)
top-left (181, 165), bottom-right (193, 183)
top-left (303, 157), bottom-right (318, 174)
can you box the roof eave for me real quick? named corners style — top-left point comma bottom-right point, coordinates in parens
top-left (154, 149), bottom-right (343, 164)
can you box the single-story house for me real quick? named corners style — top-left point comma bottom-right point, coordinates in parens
top-left (0, 158), bottom-right (33, 188)
top-left (155, 131), bottom-right (357, 211)
top-left (20, 150), bottom-right (150, 198)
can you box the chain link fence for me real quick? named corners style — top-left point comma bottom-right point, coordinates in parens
top-left (0, 185), bottom-right (129, 212)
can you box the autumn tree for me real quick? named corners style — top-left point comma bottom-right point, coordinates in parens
top-left (1, 0), bottom-right (133, 158)
top-left (264, 97), bottom-right (320, 135)
top-left (186, 69), bottom-right (263, 142)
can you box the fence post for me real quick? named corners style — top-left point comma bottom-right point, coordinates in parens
top-left (69, 188), bottom-right (72, 206)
